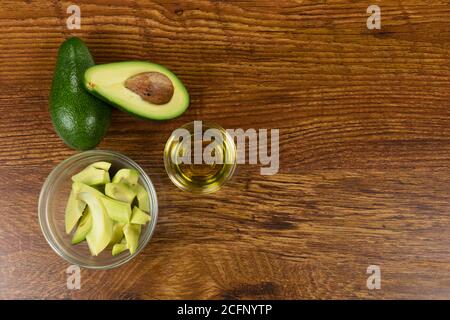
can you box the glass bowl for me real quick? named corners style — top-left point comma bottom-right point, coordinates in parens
top-left (164, 121), bottom-right (237, 194)
top-left (38, 150), bottom-right (158, 269)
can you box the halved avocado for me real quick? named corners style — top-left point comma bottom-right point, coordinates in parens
top-left (84, 61), bottom-right (189, 120)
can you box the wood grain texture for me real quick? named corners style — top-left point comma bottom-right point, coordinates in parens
top-left (1, 0), bottom-right (450, 299)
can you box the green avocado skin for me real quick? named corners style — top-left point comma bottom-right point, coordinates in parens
top-left (50, 37), bottom-right (111, 150)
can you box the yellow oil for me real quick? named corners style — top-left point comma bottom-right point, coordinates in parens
top-left (164, 124), bottom-right (236, 193)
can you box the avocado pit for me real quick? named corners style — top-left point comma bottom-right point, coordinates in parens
top-left (125, 72), bottom-right (174, 105)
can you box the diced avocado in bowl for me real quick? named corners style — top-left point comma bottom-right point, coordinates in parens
top-left (63, 161), bottom-right (153, 257)
top-left (39, 150), bottom-right (158, 269)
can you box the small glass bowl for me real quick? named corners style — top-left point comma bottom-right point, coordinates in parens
top-left (164, 121), bottom-right (237, 194)
top-left (38, 150), bottom-right (158, 269)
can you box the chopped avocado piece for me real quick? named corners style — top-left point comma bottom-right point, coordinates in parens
top-left (71, 165), bottom-right (110, 185)
top-left (105, 182), bottom-right (136, 203)
top-left (65, 185), bottom-right (86, 234)
top-left (123, 224), bottom-right (141, 254)
top-left (90, 161), bottom-right (112, 171)
top-left (134, 184), bottom-right (150, 212)
top-left (71, 207), bottom-right (93, 244)
top-left (109, 222), bottom-right (125, 245)
top-left (72, 181), bottom-right (105, 199)
top-left (101, 196), bottom-right (132, 223)
top-left (72, 181), bottom-right (104, 198)
top-left (50, 37), bottom-right (111, 150)
top-left (84, 61), bottom-right (189, 121)
top-left (112, 168), bottom-right (139, 186)
top-left (130, 206), bottom-right (151, 225)
top-left (73, 182), bottom-right (132, 223)
top-left (112, 242), bottom-right (127, 256)
top-left (78, 191), bottom-right (113, 256)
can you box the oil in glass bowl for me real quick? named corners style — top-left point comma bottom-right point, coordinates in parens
top-left (164, 121), bottom-right (236, 193)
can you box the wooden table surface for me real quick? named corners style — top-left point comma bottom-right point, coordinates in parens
top-left (1, 0), bottom-right (450, 299)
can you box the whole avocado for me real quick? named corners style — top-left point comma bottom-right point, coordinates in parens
top-left (50, 37), bottom-right (111, 150)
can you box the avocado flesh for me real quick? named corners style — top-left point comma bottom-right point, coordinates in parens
top-left (110, 169), bottom-right (149, 211)
top-left (134, 184), bottom-right (150, 212)
top-left (71, 207), bottom-right (93, 244)
top-left (112, 169), bottom-right (139, 186)
top-left (50, 37), bottom-right (111, 150)
top-left (78, 191), bottom-right (113, 256)
top-left (84, 61), bottom-right (189, 120)
top-left (101, 196), bottom-right (132, 223)
top-left (73, 181), bottom-right (104, 197)
top-left (65, 187), bottom-right (87, 234)
top-left (105, 182), bottom-right (136, 203)
top-left (109, 222), bottom-right (125, 246)
top-left (112, 242), bottom-right (127, 256)
top-left (123, 224), bottom-right (141, 255)
top-left (72, 166), bottom-right (110, 185)
top-left (90, 161), bottom-right (112, 171)
top-left (130, 206), bottom-right (151, 225)
top-left (74, 181), bottom-right (132, 223)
